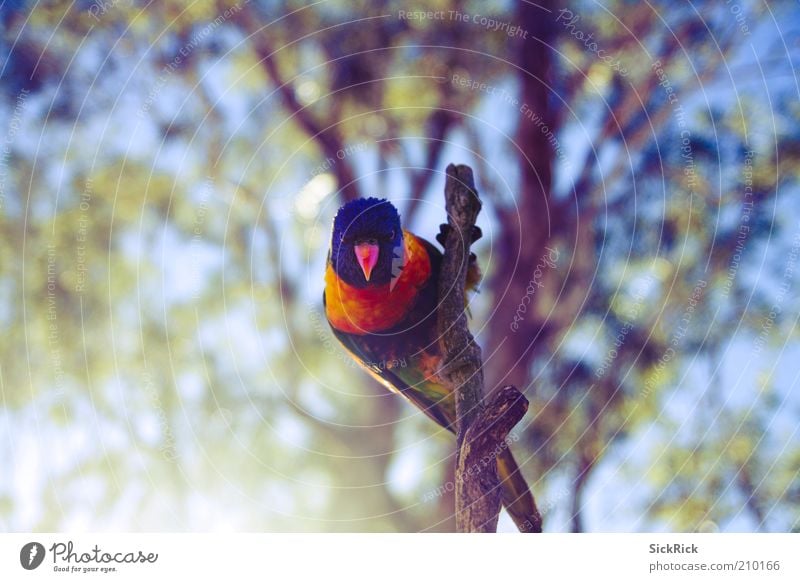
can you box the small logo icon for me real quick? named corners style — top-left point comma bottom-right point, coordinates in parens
top-left (20, 542), bottom-right (45, 570)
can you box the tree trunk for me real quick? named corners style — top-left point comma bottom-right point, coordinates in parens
top-left (485, 0), bottom-right (557, 393)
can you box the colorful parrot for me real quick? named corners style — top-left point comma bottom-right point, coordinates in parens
top-left (323, 197), bottom-right (541, 532)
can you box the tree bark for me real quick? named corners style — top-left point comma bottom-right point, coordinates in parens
top-left (438, 164), bottom-right (529, 532)
top-left (236, 7), bottom-right (360, 201)
top-left (485, 0), bottom-right (557, 393)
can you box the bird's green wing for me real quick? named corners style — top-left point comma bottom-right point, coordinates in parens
top-left (324, 296), bottom-right (456, 432)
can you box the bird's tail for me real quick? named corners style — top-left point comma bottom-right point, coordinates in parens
top-left (497, 448), bottom-right (542, 533)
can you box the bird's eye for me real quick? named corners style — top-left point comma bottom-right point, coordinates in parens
top-left (388, 229), bottom-right (396, 240)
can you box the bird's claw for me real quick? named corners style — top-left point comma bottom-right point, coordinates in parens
top-left (436, 224), bottom-right (482, 247)
top-left (438, 353), bottom-right (481, 381)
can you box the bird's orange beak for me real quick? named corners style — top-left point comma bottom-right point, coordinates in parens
top-left (354, 242), bottom-right (379, 282)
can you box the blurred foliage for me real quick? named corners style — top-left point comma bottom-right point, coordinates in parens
top-left (0, 0), bottom-right (798, 532)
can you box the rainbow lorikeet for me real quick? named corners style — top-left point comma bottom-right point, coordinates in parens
top-left (323, 197), bottom-right (541, 532)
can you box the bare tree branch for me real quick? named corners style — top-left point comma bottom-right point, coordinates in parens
top-left (404, 110), bottom-right (456, 226)
top-left (437, 163), bottom-right (531, 532)
top-left (235, 7), bottom-right (360, 202)
top-left (457, 386), bottom-right (530, 532)
top-left (485, 0), bottom-right (557, 394)
top-left (439, 164), bottom-right (485, 438)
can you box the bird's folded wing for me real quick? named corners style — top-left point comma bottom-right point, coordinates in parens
top-left (325, 315), bottom-right (456, 432)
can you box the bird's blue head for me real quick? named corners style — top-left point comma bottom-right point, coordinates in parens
top-left (330, 197), bottom-right (404, 288)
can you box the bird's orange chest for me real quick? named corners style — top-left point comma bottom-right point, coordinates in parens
top-left (325, 232), bottom-right (431, 335)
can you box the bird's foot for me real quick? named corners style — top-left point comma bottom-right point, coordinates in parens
top-left (436, 223), bottom-right (482, 248)
top-left (438, 349), bottom-right (482, 383)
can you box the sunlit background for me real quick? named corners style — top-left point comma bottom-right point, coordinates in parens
top-left (1, 0), bottom-right (799, 532)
